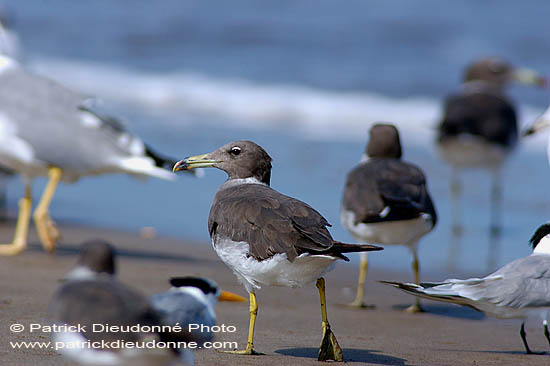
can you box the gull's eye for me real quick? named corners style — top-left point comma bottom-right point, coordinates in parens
top-left (230, 146), bottom-right (241, 155)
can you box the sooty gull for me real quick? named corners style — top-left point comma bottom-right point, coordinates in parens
top-left (51, 240), bottom-right (244, 365)
top-left (382, 222), bottom-right (550, 354)
top-left (341, 124), bottom-right (437, 312)
top-left (173, 140), bottom-right (383, 361)
top-left (437, 57), bottom-right (545, 270)
top-left (0, 55), bottom-right (192, 256)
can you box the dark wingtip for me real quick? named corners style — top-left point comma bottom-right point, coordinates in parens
top-left (529, 223), bottom-right (550, 250)
top-left (145, 144), bottom-right (198, 176)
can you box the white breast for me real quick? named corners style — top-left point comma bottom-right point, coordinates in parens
top-left (340, 210), bottom-right (433, 247)
top-left (212, 237), bottom-right (337, 292)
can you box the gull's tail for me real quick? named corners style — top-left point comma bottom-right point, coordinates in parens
top-left (323, 241), bottom-right (383, 261)
top-left (379, 281), bottom-right (472, 306)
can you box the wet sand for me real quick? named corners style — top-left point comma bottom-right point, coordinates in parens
top-left (0, 222), bottom-right (548, 366)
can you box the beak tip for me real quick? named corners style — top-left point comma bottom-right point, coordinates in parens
top-left (172, 160), bottom-right (187, 172)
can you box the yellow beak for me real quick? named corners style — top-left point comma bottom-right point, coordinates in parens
top-left (173, 154), bottom-right (218, 172)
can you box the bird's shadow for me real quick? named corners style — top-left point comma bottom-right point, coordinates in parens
top-left (27, 242), bottom-right (213, 264)
top-left (392, 303), bottom-right (485, 321)
top-left (275, 348), bottom-right (411, 365)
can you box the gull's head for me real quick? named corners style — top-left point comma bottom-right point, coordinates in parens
top-left (173, 140), bottom-right (272, 185)
top-left (529, 223), bottom-right (550, 255)
top-left (65, 240), bottom-right (117, 281)
top-left (463, 57), bottom-right (545, 89)
top-left (366, 123), bottom-right (402, 159)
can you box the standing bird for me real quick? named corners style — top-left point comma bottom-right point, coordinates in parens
top-left (437, 57), bottom-right (545, 270)
top-left (382, 222), bottom-right (550, 354)
top-left (173, 140), bottom-right (383, 361)
top-left (341, 124), bottom-right (437, 312)
top-left (50, 240), bottom-right (188, 366)
top-left (0, 55), bottom-right (191, 256)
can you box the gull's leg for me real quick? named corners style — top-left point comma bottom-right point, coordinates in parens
top-left (406, 245), bottom-right (424, 313)
top-left (0, 181), bottom-right (32, 256)
top-left (446, 167), bottom-right (462, 271)
top-left (488, 168), bottom-right (502, 271)
top-left (33, 167), bottom-right (62, 253)
top-left (520, 322), bottom-right (533, 354)
top-left (544, 320), bottom-right (550, 348)
top-left (218, 291), bottom-right (263, 355)
top-left (520, 322), bottom-right (544, 355)
top-left (347, 252), bottom-right (373, 308)
top-left (317, 277), bottom-right (343, 362)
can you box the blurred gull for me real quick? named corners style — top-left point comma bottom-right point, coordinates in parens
top-left (0, 55), bottom-right (191, 256)
top-left (340, 124), bottom-right (437, 312)
top-left (50, 240), bottom-right (188, 366)
top-left (382, 222), bottom-right (550, 354)
top-left (436, 57), bottom-right (545, 270)
top-left (51, 240), bottom-right (244, 365)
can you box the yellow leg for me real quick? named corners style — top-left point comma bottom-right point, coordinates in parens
top-left (347, 252), bottom-right (374, 308)
top-left (33, 167), bottom-right (62, 253)
top-left (406, 248), bottom-right (424, 313)
top-left (218, 291), bottom-right (263, 355)
top-left (317, 278), bottom-right (343, 362)
top-left (0, 184), bottom-right (32, 256)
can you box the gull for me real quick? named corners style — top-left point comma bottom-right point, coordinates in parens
top-left (173, 140), bottom-right (383, 361)
top-left (50, 240), bottom-right (186, 366)
top-left (341, 124), bottom-right (437, 312)
top-left (437, 57), bottom-right (544, 270)
top-left (0, 55), bottom-right (190, 256)
top-left (382, 222), bottom-right (550, 354)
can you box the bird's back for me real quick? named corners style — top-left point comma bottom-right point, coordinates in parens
top-left (49, 278), bottom-right (159, 343)
top-left (342, 158), bottom-right (436, 225)
top-left (438, 88), bottom-right (518, 148)
top-left (209, 182), bottom-right (336, 262)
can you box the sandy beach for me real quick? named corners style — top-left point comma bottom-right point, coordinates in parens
top-left (0, 222), bottom-right (547, 366)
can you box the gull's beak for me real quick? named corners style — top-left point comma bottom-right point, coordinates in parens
top-left (173, 154), bottom-right (218, 172)
top-left (218, 290), bottom-right (246, 302)
top-left (513, 68), bottom-right (546, 88)
top-left (523, 106), bottom-right (550, 137)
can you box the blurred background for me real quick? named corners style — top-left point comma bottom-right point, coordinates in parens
top-left (2, 0), bottom-right (549, 275)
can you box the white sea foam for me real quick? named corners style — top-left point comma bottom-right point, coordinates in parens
top-left (30, 57), bottom-right (546, 147)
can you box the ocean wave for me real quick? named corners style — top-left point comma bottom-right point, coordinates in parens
top-left (30, 57), bottom-right (546, 146)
